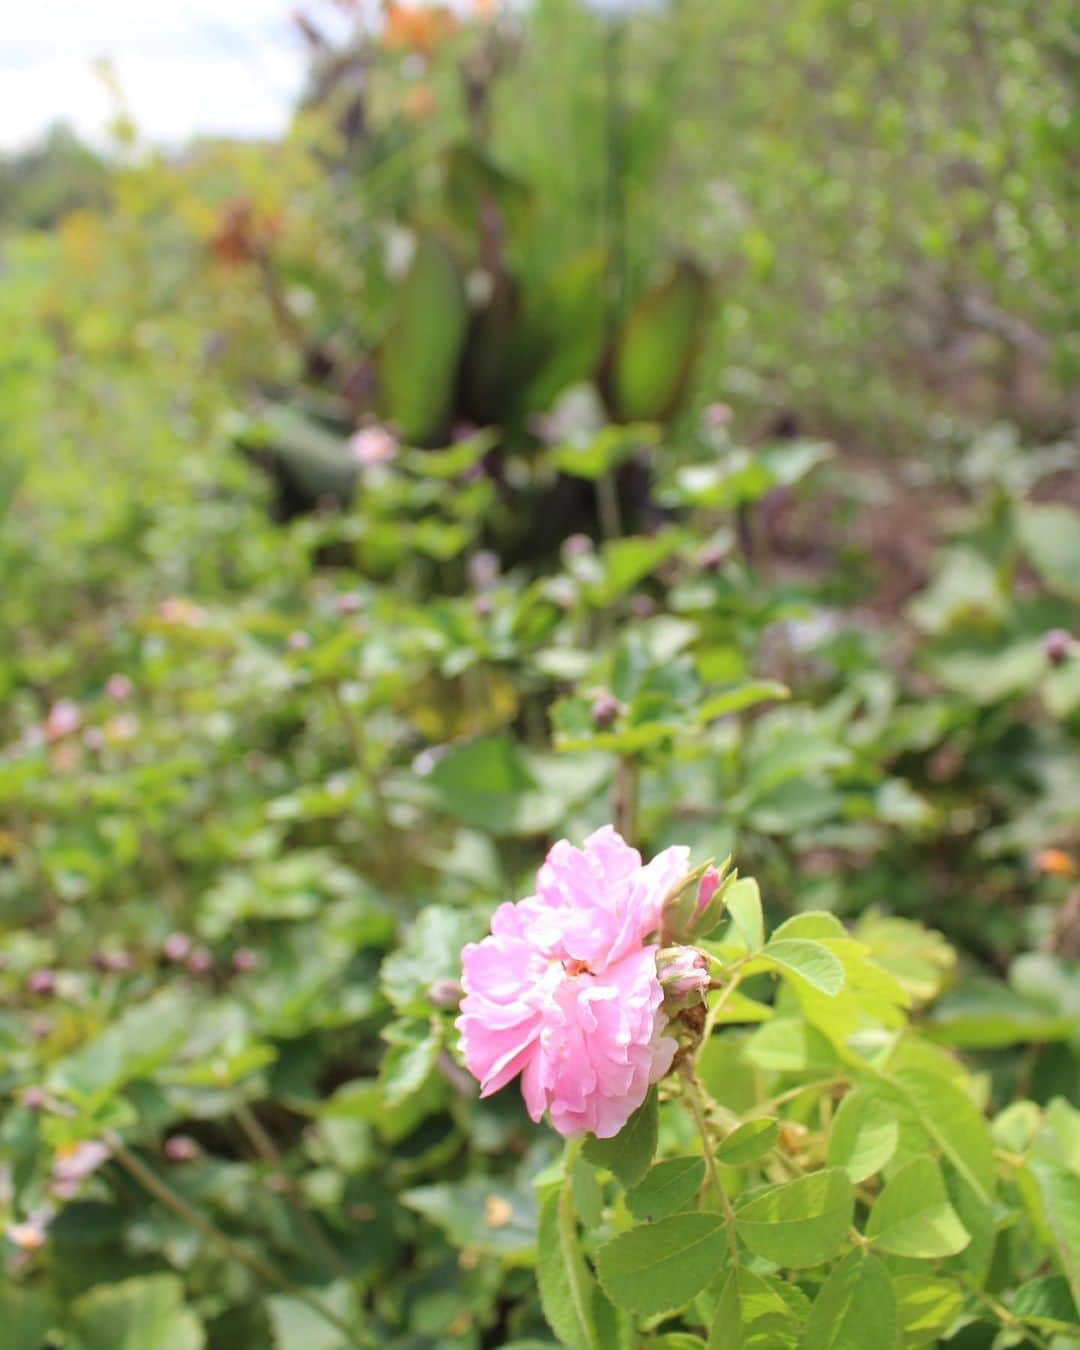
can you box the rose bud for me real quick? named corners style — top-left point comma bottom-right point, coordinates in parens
top-left (26, 970), bottom-right (56, 997)
top-left (163, 933), bottom-right (192, 964)
top-left (336, 591), bottom-right (362, 615)
top-left (700, 544), bottom-right (725, 574)
top-left (186, 947), bottom-right (213, 976)
top-left (22, 1087), bottom-right (48, 1111)
top-left (696, 867), bottom-right (721, 914)
top-left (106, 674), bottom-right (134, 701)
top-left (656, 945), bottom-right (710, 1009)
top-left (590, 691), bottom-right (622, 729)
top-left (561, 533), bottom-right (593, 563)
top-left (163, 1135), bottom-right (200, 1163)
top-left (231, 947), bottom-right (259, 974)
top-left (428, 977), bottom-right (463, 1009)
top-left (1044, 629), bottom-right (1073, 666)
top-left (287, 630), bottom-right (312, 652)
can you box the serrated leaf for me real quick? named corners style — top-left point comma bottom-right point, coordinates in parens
top-left (866, 1155), bottom-right (970, 1258)
top-left (758, 940), bottom-right (845, 997)
top-left (596, 1213), bottom-right (727, 1317)
top-left (798, 1249), bottom-right (896, 1349)
top-left (583, 1088), bottom-right (658, 1187)
top-left (626, 1156), bottom-right (706, 1221)
top-left (537, 1184), bottom-right (602, 1350)
top-left (736, 1169), bottom-right (853, 1269)
top-left (717, 1118), bottom-right (779, 1166)
top-left (886, 1068), bottom-right (995, 1205)
top-left (827, 1090), bottom-right (898, 1183)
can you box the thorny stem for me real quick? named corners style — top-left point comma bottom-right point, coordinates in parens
top-left (235, 1103), bottom-right (351, 1281)
top-left (679, 1066), bottom-right (738, 1264)
top-left (103, 1131), bottom-right (369, 1348)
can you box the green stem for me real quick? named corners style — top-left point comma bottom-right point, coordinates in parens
top-left (235, 1104), bottom-right (352, 1281)
top-left (104, 1132), bottom-right (368, 1348)
top-left (680, 1067), bottom-right (738, 1265)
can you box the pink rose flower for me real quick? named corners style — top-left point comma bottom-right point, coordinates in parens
top-left (348, 425), bottom-right (398, 466)
top-left (456, 826), bottom-right (690, 1138)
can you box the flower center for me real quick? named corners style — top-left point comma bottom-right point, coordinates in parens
top-left (562, 958), bottom-right (592, 977)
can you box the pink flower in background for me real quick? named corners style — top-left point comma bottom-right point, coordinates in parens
top-left (44, 699), bottom-right (81, 742)
top-left (348, 424), bottom-right (398, 466)
top-left (456, 826), bottom-right (690, 1138)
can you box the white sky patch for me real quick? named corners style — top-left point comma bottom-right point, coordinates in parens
top-left (0, 0), bottom-right (362, 150)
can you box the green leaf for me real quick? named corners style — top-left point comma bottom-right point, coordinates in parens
top-left (605, 260), bottom-right (707, 422)
top-left (267, 1284), bottom-right (358, 1350)
top-left (866, 1155), bottom-right (970, 1258)
top-left (886, 1068), bottom-right (996, 1204)
top-left (595, 1213), bottom-right (728, 1317)
top-left (378, 1017), bottom-right (441, 1106)
top-left (70, 1275), bottom-right (204, 1350)
top-left (827, 1090), bottom-right (899, 1183)
top-left (626, 1156), bottom-right (706, 1221)
top-left (1011, 1275), bottom-right (1079, 1332)
top-left (537, 1184), bottom-right (602, 1350)
top-left (892, 1275), bottom-right (965, 1346)
top-left (0, 1286), bottom-right (54, 1348)
top-left (758, 939), bottom-right (845, 997)
top-left (380, 905), bottom-right (485, 1014)
top-left (583, 1088), bottom-right (658, 1188)
top-left (379, 236), bottom-right (468, 445)
top-left (401, 1179), bottom-right (537, 1256)
top-left (798, 1249), bottom-right (897, 1349)
top-left (1032, 1161), bottom-right (1080, 1307)
top-left (695, 682), bottom-right (790, 725)
top-left (716, 1118), bottom-right (779, 1166)
top-left (743, 1019), bottom-right (839, 1074)
top-left (723, 878), bottom-right (764, 953)
top-left (736, 1168), bottom-right (853, 1268)
top-left (707, 1272), bottom-right (743, 1350)
top-left (1016, 502), bottom-right (1080, 601)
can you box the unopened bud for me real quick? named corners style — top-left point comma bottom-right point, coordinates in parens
top-left (696, 868), bottom-right (721, 915)
top-left (428, 977), bottom-right (463, 1009)
top-left (231, 947), bottom-right (259, 974)
top-left (163, 933), bottom-right (192, 964)
top-left (164, 1135), bottom-right (200, 1163)
top-left (27, 970), bottom-right (56, 997)
top-left (657, 945), bottom-right (710, 1007)
top-left (1044, 629), bottom-right (1073, 666)
top-left (590, 691), bottom-right (622, 729)
top-left (186, 947), bottom-right (213, 976)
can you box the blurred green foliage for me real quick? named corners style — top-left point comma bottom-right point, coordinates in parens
top-left (0, 0), bottom-right (1077, 1344)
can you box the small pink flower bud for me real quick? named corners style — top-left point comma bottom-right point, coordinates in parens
top-left (348, 424), bottom-right (398, 466)
top-left (82, 726), bottom-right (106, 751)
top-left (27, 970), bottom-right (56, 997)
top-left (703, 402), bottom-right (733, 431)
top-left (92, 950), bottom-right (132, 974)
top-left (106, 674), bottom-right (134, 701)
top-left (164, 1135), bottom-right (200, 1163)
top-left (44, 699), bottom-right (81, 741)
top-left (163, 933), bottom-right (192, 964)
top-left (468, 550), bottom-right (500, 592)
top-left (630, 595), bottom-right (655, 619)
top-left (700, 544), bottom-right (725, 574)
top-left (22, 1087), bottom-right (48, 1111)
top-left (562, 533), bottom-right (593, 562)
top-left (656, 945), bottom-right (710, 1006)
top-left (186, 947), bottom-right (213, 976)
top-left (590, 691), bottom-right (622, 729)
top-left (472, 594), bottom-right (494, 618)
top-left (696, 867), bottom-right (721, 915)
top-left (231, 947), bottom-right (259, 974)
top-left (287, 630), bottom-right (312, 652)
top-left (1044, 629), bottom-right (1073, 667)
top-left (336, 591), bottom-right (362, 615)
top-left (428, 977), bottom-right (463, 1009)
